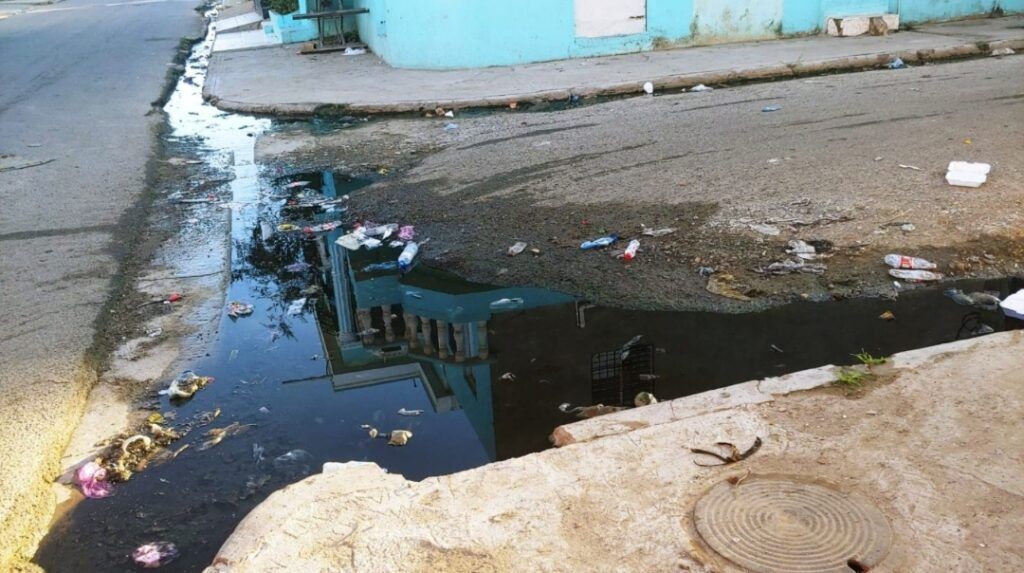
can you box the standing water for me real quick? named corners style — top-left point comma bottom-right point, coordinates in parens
top-left (33, 15), bottom-right (1023, 573)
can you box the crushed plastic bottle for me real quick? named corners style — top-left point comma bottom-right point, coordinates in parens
top-left (622, 239), bottom-right (640, 261)
top-left (884, 254), bottom-right (937, 270)
top-left (580, 234), bottom-right (618, 250)
top-left (397, 242), bottom-right (419, 272)
top-left (507, 241), bottom-right (527, 256)
top-left (132, 541), bottom-right (179, 568)
top-left (889, 269), bottom-right (943, 281)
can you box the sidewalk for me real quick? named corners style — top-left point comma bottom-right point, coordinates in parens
top-left (204, 15), bottom-right (1024, 115)
top-left (205, 331), bottom-right (1024, 572)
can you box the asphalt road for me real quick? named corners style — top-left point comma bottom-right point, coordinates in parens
top-left (310, 55), bottom-right (1024, 310)
top-left (0, 0), bottom-right (200, 566)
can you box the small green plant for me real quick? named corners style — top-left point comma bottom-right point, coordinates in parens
top-left (835, 368), bottom-right (867, 388)
top-left (267, 0), bottom-right (298, 15)
top-left (853, 350), bottom-right (887, 366)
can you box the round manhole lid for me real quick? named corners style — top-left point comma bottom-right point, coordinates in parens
top-left (693, 476), bottom-right (892, 573)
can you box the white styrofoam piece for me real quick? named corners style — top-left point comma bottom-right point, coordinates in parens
top-left (947, 161), bottom-right (991, 175)
top-left (1000, 289), bottom-right (1024, 320)
top-left (946, 171), bottom-right (987, 188)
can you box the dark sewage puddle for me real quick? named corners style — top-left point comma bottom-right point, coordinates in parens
top-left (33, 16), bottom-right (1024, 573)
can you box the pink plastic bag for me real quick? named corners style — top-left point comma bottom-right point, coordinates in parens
top-left (75, 462), bottom-right (113, 499)
top-left (398, 225), bottom-right (415, 241)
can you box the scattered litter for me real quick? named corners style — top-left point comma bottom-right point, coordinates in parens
top-left (749, 223), bottom-right (780, 236)
top-left (507, 241), bottom-right (527, 256)
top-left (889, 269), bottom-right (943, 281)
top-left (398, 225), bottom-right (415, 241)
top-left (634, 392), bottom-right (657, 407)
top-left (397, 242), bottom-right (419, 272)
top-left (199, 422), bottom-right (254, 451)
top-left (690, 437), bottom-right (762, 466)
top-left (397, 408), bottom-right (423, 416)
top-left (767, 158), bottom-right (781, 165)
top-left (697, 266), bottom-right (715, 277)
top-left (900, 223), bottom-right (916, 232)
top-left (641, 226), bottom-right (676, 237)
top-left (879, 310), bottom-right (895, 321)
top-left (444, 110), bottom-right (455, 118)
top-left (252, 443), bottom-right (265, 465)
top-left (75, 462), bottom-right (113, 499)
top-left (509, 102), bottom-right (518, 110)
top-left (342, 46), bottom-right (366, 55)
top-left (992, 47), bottom-right (1016, 56)
top-left (770, 344), bottom-right (784, 353)
top-left (898, 164), bottom-right (922, 171)
top-left (884, 254), bottom-right (936, 270)
top-left (785, 239), bottom-right (826, 260)
top-left (761, 105), bottom-right (781, 112)
top-left (360, 424), bottom-right (379, 439)
top-left (499, 372), bottom-right (516, 382)
top-left (146, 326), bottom-right (163, 338)
top-left (164, 293), bottom-right (183, 304)
top-left (132, 542), bottom-right (179, 568)
top-left (303, 221), bottom-right (344, 234)
top-left (284, 262), bottom-right (311, 273)
top-left (643, 81), bottom-right (654, 94)
top-left (530, 247), bottom-right (541, 256)
top-left (706, 274), bottom-right (751, 301)
top-left (622, 239), bottom-right (640, 261)
top-left (227, 301), bottom-right (253, 318)
top-left (1000, 289), bottom-right (1024, 320)
top-left (689, 84), bottom-right (713, 92)
top-left (887, 57), bottom-right (905, 69)
top-left (946, 161), bottom-right (991, 188)
top-left (287, 298), bottom-right (307, 315)
top-left (945, 288), bottom-right (1001, 311)
top-left (490, 297), bottom-right (524, 311)
top-left (443, 123), bottom-right (459, 131)
top-left (580, 234), bottom-right (618, 250)
top-left (163, 370), bottom-right (214, 400)
top-left (286, 181), bottom-right (310, 189)
top-left (558, 402), bottom-right (626, 419)
top-left (258, 406), bottom-right (271, 414)
top-left (388, 430), bottom-right (413, 446)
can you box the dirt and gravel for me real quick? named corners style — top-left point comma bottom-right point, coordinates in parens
top-left (257, 55), bottom-right (1024, 311)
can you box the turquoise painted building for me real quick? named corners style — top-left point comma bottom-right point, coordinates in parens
top-left (345, 0), bottom-right (1022, 69)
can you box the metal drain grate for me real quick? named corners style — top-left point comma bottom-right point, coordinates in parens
top-left (693, 476), bottom-right (892, 573)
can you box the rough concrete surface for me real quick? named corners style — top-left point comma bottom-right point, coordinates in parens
top-left (204, 330), bottom-right (1024, 572)
top-left (206, 16), bottom-right (1024, 114)
top-left (0, 0), bottom-right (201, 567)
top-left (258, 54), bottom-right (1024, 311)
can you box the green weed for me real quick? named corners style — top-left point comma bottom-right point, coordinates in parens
top-left (835, 368), bottom-right (867, 388)
top-left (853, 350), bottom-right (887, 366)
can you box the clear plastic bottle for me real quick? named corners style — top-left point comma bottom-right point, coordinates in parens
top-left (623, 239), bottom-right (640, 261)
top-left (884, 254), bottom-right (936, 270)
top-left (889, 269), bottom-right (943, 281)
top-left (398, 242), bottom-right (419, 272)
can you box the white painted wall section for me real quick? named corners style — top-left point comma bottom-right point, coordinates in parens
top-left (574, 0), bottom-right (646, 37)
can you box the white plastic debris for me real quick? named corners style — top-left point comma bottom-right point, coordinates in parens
top-left (689, 84), bottom-right (713, 92)
top-left (992, 47), bottom-right (1015, 56)
top-left (750, 223), bottom-right (781, 236)
top-left (643, 81), bottom-right (654, 94)
top-left (1000, 289), bottom-right (1024, 320)
top-left (342, 47), bottom-right (366, 56)
top-left (946, 161), bottom-right (991, 188)
top-left (287, 298), bottom-right (307, 315)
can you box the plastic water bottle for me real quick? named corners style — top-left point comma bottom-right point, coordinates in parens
top-left (623, 239), bottom-right (640, 261)
top-left (397, 242), bottom-right (419, 272)
top-left (889, 269), bottom-right (943, 281)
top-left (580, 234), bottom-right (618, 250)
top-left (884, 254), bottom-right (936, 270)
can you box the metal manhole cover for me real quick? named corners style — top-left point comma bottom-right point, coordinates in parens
top-left (693, 476), bottom-right (892, 573)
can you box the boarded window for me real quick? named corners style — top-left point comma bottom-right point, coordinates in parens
top-left (574, 0), bottom-right (646, 38)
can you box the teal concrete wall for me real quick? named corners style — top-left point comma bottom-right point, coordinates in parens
top-left (353, 0), bottom-right (1022, 69)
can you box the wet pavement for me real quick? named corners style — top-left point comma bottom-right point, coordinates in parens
top-left (32, 15), bottom-right (1024, 573)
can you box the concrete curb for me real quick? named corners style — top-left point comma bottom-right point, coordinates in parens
top-left (204, 38), bottom-right (1023, 116)
top-left (550, 330), bottom-right (1017, 447)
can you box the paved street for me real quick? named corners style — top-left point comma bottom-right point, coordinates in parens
top-left (0, 0), bottom-right (199, 566)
